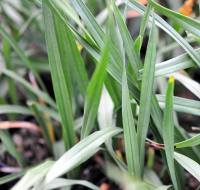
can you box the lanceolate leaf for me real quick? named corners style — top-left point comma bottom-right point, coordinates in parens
top-left (43, 0), bottom-right (76, 150)
top-left (0, 69), bottom-right (56, 109)
top-left (0, 105), bottom-right (33, 115)
top-left (0, 171), bottom-right (25, 185)
top-left (112, 2), bottom-right (141, 78)
top-left (150, 0), bottom-right (200, 39)
top-left (173, 72), bottom-right (200, 99)
top-left (51, 5), bottom-right (88, 97)
top-left (81, 41), bottom-right (110, 138)
top-left (162, 77), bottom-right (179, 190)
top-left (174, 152), bottom-right (200, 182)
top-left (0, 130), bottom-right (24, 167)
top-left (157, 95), bottom-right (200, 116)
top-left (70, 0), bottom-right (104, 47)
top-left (122, 63), bottom-right (141, 178)
top-left (45, 127), bottom-right (122, 183)
top-left (44, 178), bottom-right (100, 190)
top-left (128, 0), bottom-right (200, 67)
top-left (137, 17), bottom-right (156, 173)
top-left (12, 160), bottom-right (54, 190)
top-left (175, 133), bottom-right (200, 148)
top-left (135, 3), bottom-right (152, 53)
top-left (0, 26), bottom-right (46, 90)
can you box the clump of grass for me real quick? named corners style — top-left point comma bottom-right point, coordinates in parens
top-left (0, 0), bottom-right (200, 189)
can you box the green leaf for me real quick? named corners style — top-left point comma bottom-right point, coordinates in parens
top-left (155, 186), bottom-right (171, 190)
top-left (175, 133), bottom-right (200, 148)
top-left (174, 152), bottom-right (200, 182)
top-left (0, 69), bottom-right (56, 109)
top-left (122, 63), bottom-right (141, 178)
top-left (69, 0), bottom-right (104, 47)
top-left (47, 1), bottom-right (88, 97)
top-left (135, 3), bottom-right (152, 53)
top-left (12, 160), bottom-right (54, 190)
top-left (29, 102), bottom-right (53, 150)
top-left (112, 2), bottom-right (141, 78)
top-left (45, 127), bottom-right (122, 183)
top-left (154, 49), bottom-right (196, 77)
top-left (0, 131), bottom-right (24, 167)
top-left (149, 0), bottom-right (200, 39)
top-left (173, 72), bottom-right (200, 99)
top-left (98, 87), bottom-right (126, 171)
top-left (157, 95), bottom-right (200, 116)
top-left (81, 40), bottom-right (110, 138)
top-left (0, 25), bottom-right (46, 90)
top-left (137, 17), bottom-right (156, 173)
top-left (43, 0), bottom-right (76, 150)
top-left (0, 105), bottom-right (33, 115)
top-left (44, 178), bottom-right (100, 190)
top-left (162, 76), bottom-right (178, 190)
top-left (128, 0), bottom-right (200, 67)
top-left (0, 171), bottom-right (25, 185)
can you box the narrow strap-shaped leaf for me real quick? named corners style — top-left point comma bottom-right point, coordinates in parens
top-left (81, 41), bottom-right (110, 138)
top-left (43, 0), bottom-right (76, 150)
top-left (45, 127), bottom-right (122, 183)
top-left (44, 178), bottom-right (100, 190)
top-left (137, 17), bottom-right (156, 173)
top-left (149, 0), bottom-right (200, 39)
top-left (0, 105), bottom-right (33, 115)
top-left (29, 102), bottom-right (53, 150)
top-left (0, 130), bottom-right (24, 167)
top-left (70, 0), bottom-right (104, 46)
top-left (112, 2), bottom-right (141, 78)
top-left (0, 69), bottom-right (56, 109)
top-left (174, 152), bottom-right (200, 182)
top-left (173, 72), bottom-right (200, 99)
top-left (162, 76), bottom-right (179, 190)
top-left (128, 0), bottom-right (200, 67)
top-left (0, 171), bottom-right (25, 185)
top-left (0, 25), bottom-right (46, 91)
top-left (175, 133), bottom-right (200, 148)
top-left (157, 95), bottom-right (200, 116)
top-left (135, 3), bottom-right (152, 53)
top-left (12, 160), bottom-right (54, 190)
top-left (52, 7), bottom-right (88, 97)
top-left (122, 63), bottom-right (141, 178)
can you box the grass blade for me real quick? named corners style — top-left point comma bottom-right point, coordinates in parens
top-left (150, 0), bottom-right (200, 38)
top-left (1, 69), bottom-right (56, 109)
top-left (175, 134), bottom-right (200, 148)
top-left (174, 152), bottom-right (200, 182)
top-left (0, 130), bottom-right (24, 167)
top-left (0, 171), bottom-right (25, 185)
top-left (44, 178), bottom-right (100, 190)
top-left (47, 2), bottom-right (89, 97)
top-left (112, 2), bottom-right (141, 78)
top-left (81, 41), bottom-right (110, 138)
top-left (137, 17), bottom-right (156, 173)
top-left (0, 25), bottom-right (46, 90)
top-left (0, 105), bottom-right (33, 115)
top-left (12, 160), bottom-right (54, 190)
top-left (122, 63), bottom-right (141, 178)
top-left (128, 0), bottom-right (200, 67)
top-left (135, 3), bottom-right (152, 53)
top-left (173, 72), bottom-right (200, 99)
top-left (29, 102), bottom-right (53, 150)
top-left (43, 0), bottom-right (76, 150)
top-left (162, 76), bottom-right (178, 190)
top-left (45, 127), bottom-right (122, 183)
top-left (157, 95), bottom-right (200, 116)
top-left (69, 0), bottom-right (104, 46)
